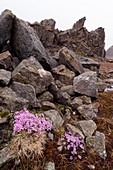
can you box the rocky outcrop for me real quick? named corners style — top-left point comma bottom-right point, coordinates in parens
top-left (0, 9), bottom-right (109, 169)
top-left (106, 45), bottom-right (113, 57)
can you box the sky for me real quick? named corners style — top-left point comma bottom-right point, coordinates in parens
top-left (0, 0), bottom-right (113, 50)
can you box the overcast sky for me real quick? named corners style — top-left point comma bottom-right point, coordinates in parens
top-left (0, 0), bottom-right (113, 50)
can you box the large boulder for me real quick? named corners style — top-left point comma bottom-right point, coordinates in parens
top-left (12, 56), bottom-right (54, 94)
top-left (59, 47), bottom-right (84, 74)
top-left (12, 17), bottom-right (57, 70)
top-left (73, 71), bottom-right (98, 98)
top-left (0, 10), bottom-right (14, 52)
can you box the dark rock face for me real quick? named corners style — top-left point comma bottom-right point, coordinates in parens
top-left (72, 17), bottom-right (86, 31)
top-left (0, 10), bottom-right (14, 52)
top-left (73, 71), bottom-right (98, 98)
top-left (12, 56), bottom-right (54, 94)
top-left (12, 17), bottom-right (57, 70)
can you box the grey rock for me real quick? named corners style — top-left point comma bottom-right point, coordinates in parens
top-left (66, 123), bottom-right (84, 139)
top-left (41, 101), bottom-right (56, 110)
top-left (60, 85), bottom-right (75, 96)
top-left (12, 17), bottom-right (57, 70)
top-left (0, 10), bottom-right (14, 50)
top-left (77, 120), bottom-right (97, 137)
top-left (12, 56), bottom-right (54, 94)
top-left (86, 131), bottom-right (107, 159)
top-left (0, 147), bottom-right (15, 168)
top-left (0, 69), bottom-right (11, 86)
top-left (44, 109), bottom-right (64, 128)
top-left (38, 91), bottom-right (54, 103)
top-left (11, 82), bottom-right (40, 108)
top-left (71, 97), bottom-right (83, 110)
top-left (44, 161), bottom-right (55, 170)
top-left (77, 104), bottom-right (97, 120)
top-left (73, 71), bottom-right (98, 98)
top-left (80, 95), bottom-right (92, 104)
top-left (52, 64), bottom-right (75, 85)
top-left (0, 51), bottom-right (15, 71)
top-left (79, 57), bottom-right (100, 73)
top-left (59, 47), bottom-right (84, 74)
top-left (72, 17), bottom-right (86, 31)
top-left (97, 82), bottom-right (108, 92)
top-left (41, 19), bottom-right (56, 30)
top-left (49, 82), bottom-right (70, 105)
top-left (106, 45), bottom-right (113, 57)
top-left (0, 87), bottom-right (29, 112)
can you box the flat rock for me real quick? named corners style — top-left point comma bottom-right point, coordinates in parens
top-left (73, 71), bottom-right (98, 98)
top-left (59, 47), bottom-right (84, 74)
top-left (86, 131), bottom-right (107, 159)
top-left (12, 56), bottom-right (54, 94)
top-left (77, 120), bottom-right (97, 137)
top-left (0, 69), bottom-right (11, 86)
top-left (60, 85), bottom-right (75, 96)
top-left (77, 104), bottom-right (97, 120)
top-left (44, 109), bottom-right (64, 128)
top-left (52, 64), bottom-right (75, 85)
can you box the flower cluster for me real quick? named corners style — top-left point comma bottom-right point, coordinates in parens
top-left (12, 109), bottom-right (52, 137)
top-left (61, 132), bottom-right (85, 160)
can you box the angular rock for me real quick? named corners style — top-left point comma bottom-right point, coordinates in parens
top-left (72, 17), bottom-right (86, 31)
top-left (66, 123), bottom-right (84, 139)
top-left (0, 51), bottom-right (15, 71)
top-left (77, 120), bottom-right (97, 137)
top-left (86, 131), bottom-right (107, 159)
top-left (31, 22), bottom-right (55, 48)
top-left (71, 97), bottom-right (83, 110)
top-left (12, 56), bottom-right (54, 94)
top-left (80, 95), bottom-right (92, 104)
top-left (41, 101), bottom-right (56, 110)
top-left (38, 91), bottom-right (54, 103)
top-left (52, 64), bottom-right (75, 85)
top-left (0, 10), bottom-right (14, 51)
top-left (12, 17), bottom-right (57, 70)
top-left (0, 87), bottom-right (29, 112)
top-left (59, 47), bottom-right (84, 74)
top-left (73, 71), bottom-right (98, 98)
top-left (44, 109), bottom-right (64, 128)
top-left (79, 57), bottom-right (100, 73)
top-left (77, 104), bottom-right (97, 120)
top-left (44, 161), bottom-right (55, 170)
top-left (60, 85), bottom-right (75, 96)
top-left (49, 82), bottom-right (70, 105)
top-left (11, 82), bottom-right (40, 108)
top-left (0, 69), bottom-right (11, 86)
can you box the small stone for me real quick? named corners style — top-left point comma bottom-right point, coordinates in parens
top-left (0, 69), bottom-right (11, 86)
top-left (44, 162), bottom-right (55, 170)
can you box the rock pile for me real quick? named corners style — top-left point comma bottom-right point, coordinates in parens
top-left (0, 9), bottom-right (107, 169)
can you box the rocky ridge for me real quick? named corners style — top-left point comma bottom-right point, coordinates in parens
top-left (0, 9), bottom-right (112, 170)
